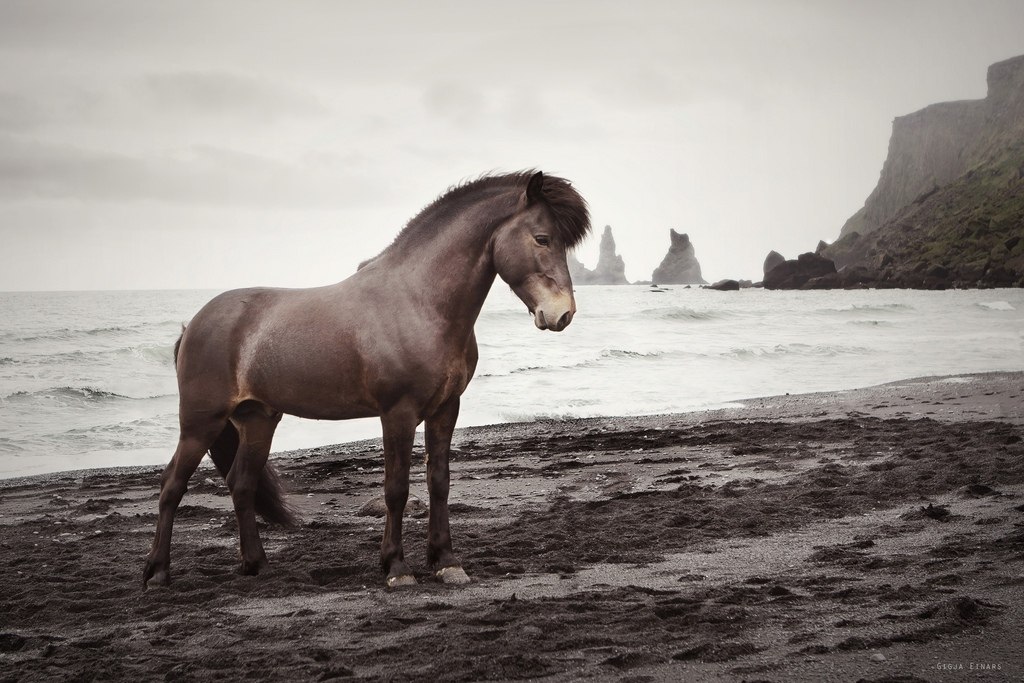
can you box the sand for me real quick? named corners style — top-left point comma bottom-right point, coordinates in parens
top-left (1, 372), bottom-right (1023, 682)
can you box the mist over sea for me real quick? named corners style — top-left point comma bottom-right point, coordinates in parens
top-left (1, 286), bottom-right (1021, 479)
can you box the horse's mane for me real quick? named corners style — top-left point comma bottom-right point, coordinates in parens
top-left (361, 171), bottom-right (590, 269)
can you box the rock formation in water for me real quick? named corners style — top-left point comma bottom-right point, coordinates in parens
top-left (763, 252), bottom-right (838, 290)
top-left (567, 252), bottom-right (590, 283)
top-left (707, 279), bottom-right (740, 291)
top-left (763, 251), bottom-right (786, 277)
top-left (569, 225), bottom-right (629, 285)
top-left (812, 54), bottom-right (1024, 289)
top-left (651, 230), bottom-right (706, 285)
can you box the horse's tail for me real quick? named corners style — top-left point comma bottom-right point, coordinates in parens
top-left (208, 423), bottom-right (300, 527)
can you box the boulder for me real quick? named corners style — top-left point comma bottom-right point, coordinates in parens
top-left (652, 230), bottom-right (706, 284)
top-left (707, 279), bottom-right (740, 291)
top-left (763, 251), bottom-right (786, 277)
top-left (763, 252), bottom-right (837, 290)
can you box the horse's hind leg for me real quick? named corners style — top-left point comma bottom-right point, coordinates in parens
top-left (426, 396), bottom-right (470, 584)
top-left (143, 418), bottom-right (225, 588)
top-left (380, 403), bottom-right (418, 587)
top-left (226, 407), bottom-right (282, 575)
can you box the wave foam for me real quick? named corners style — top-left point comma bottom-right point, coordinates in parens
top-left (977, 301), bottom-right (1015, 311)
top-left (3, 386), bottom-right (173, 403)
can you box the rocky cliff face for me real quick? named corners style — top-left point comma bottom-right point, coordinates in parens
top-left (841, 54), bottom-right (1024, 239)
top-left (811, 54), bottom-right (1024, 289)
top-left (569, 225), bottom-right (629, 285)
top-left (651, 230), bottom-right (706, 285)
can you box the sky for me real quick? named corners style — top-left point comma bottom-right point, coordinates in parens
top-left (2, 0), bottom-right (1024, 291)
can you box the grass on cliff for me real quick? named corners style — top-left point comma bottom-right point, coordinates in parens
top-left (829, 142), bottom-right (1024, 282)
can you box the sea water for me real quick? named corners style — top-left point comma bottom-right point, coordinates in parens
top-left (1, 286), bottom-right (1022, 479)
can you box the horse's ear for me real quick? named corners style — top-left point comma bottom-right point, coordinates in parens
top-left (525, 171), bottom-right (545, 205)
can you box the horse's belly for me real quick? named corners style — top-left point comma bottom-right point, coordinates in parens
top-left (244, 365), bottom-right (380, 421)
top-left (242, 329), bottom-right (472, 421)
top-left (283, 401), bottom-right (379, 421)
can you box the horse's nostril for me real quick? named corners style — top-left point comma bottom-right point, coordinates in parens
top-left (557, 310), bottom-right (572, 329)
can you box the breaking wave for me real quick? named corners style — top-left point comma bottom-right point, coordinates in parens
top-left (3, 386), bottom-right (173, 403)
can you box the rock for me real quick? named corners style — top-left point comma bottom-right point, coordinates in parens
top-left (570, 226), bottom-right (629, 285)
top-left (652, 230), bottom-right (706, 285)
top-left (837, 265), bottom-right (877, 288)
top-left (804, 272), bottom-right (842, 289)
top-left (567, 252), bottom-right (590, 282)
top-left (763, 251), bottom-right (786, 277)
top-left (869, 653), bottom-right (887, 663)
top-left (763, 252), bottom-right (837, 290)
top-left (357, 495), bottom-right (426, 517)
top-left (707, 279), bottom-right (740, 291)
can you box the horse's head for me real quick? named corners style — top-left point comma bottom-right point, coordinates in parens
top-left (493, 172), bottom-right (579, 332)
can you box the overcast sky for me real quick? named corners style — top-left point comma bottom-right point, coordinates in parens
top-left (2, 0), bottom-right (1024, 291)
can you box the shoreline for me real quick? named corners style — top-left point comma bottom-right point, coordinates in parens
top-left (3, 370), bottom-right (1021, 488)
top-left (1, 371), bottom-right (1022, 681)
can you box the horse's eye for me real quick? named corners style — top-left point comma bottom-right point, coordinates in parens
top-left (535, 235), bottom-right (550, 247)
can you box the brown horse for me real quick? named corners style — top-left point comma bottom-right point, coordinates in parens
top-left (143, 171), bottom-right (589, 588)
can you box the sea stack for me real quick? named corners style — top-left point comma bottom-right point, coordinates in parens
top-left (652, 230), bottom-right (706, 285)
top-left (569, 225), bottom-right (629, 285)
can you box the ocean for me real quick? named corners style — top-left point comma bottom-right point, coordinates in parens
top-left (1, 286), bottom-right (1022, 479)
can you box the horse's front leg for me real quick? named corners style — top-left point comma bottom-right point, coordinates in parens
top-left (380, 404), bottom-right (418, 587)
top-left (426, 396), bottom-right (470, 584)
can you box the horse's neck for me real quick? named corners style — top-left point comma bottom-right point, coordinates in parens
top-left (374, 198), bottom-right (507, 336)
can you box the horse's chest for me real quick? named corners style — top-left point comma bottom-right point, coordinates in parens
top-left (416, 351), bottom-right (472, 407)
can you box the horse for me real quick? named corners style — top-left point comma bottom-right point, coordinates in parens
top-left (143, 171), bottom-right (590, 589)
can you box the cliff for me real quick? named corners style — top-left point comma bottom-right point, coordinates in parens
top-left (569, 225), bottom-right (629, 285)
top-left (841, 54), bottom-right (1024, 239)
top-left (651, 230), bottom-right (706, 285)
top-left (811, 54), bottom-right (1024, 288)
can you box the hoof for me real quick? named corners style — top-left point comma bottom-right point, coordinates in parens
top-left (143, 560), bottom-right (170, 589)
top-left (238, 558), bottom-right (268, 576)
top-left (436, 566), bottom-right (471, 584)
top-left (386, 574), bottom-right (418, 588)
top-left (144, 569), bottom-right (170, 589)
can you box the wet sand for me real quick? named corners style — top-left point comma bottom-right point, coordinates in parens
top-left (1, 372), bottom-right (1023, 682)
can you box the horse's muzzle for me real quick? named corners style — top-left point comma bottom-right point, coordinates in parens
top-left (534, 308), bottom-right (574, 332)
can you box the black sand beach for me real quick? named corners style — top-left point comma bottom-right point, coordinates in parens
top-left (2, 372), bottom-right (1023, 682)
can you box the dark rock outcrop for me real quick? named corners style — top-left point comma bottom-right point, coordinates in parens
top-left (707, 279), bottom-right (740, 291)
top-left (763, 253), bottom-right (837, 290)
top-left (569, 225), bottom-right (629, 285)
top-left (651, 230), bottom-right (706, 285)
top-left (763, 251), bottom-right (786, 277)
